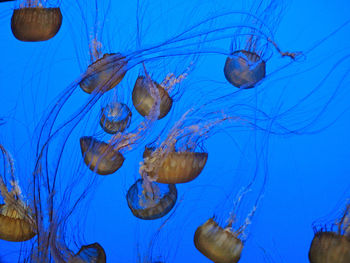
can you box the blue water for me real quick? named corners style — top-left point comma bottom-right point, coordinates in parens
top-left (0, 0), bottom-right (349, 262)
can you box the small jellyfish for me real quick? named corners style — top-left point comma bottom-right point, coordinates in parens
top-left (309, 203), bottom-right (350, 263)
top-left (79, 53), bottom-right (128, 94)
top-left (224, 0), bottom-right (298, 89)
top-left (194, 218), bottom-right (244, 263)
top-left (100, 101), bottom-right (132, 134)
top-left (11, 0), bottom-right (62, 42)
top-left (80, 136), bottom-right (125, 175)
top-left (132, 75), bottom-right (173, 120)
top-left (69, 243), bottom-right (106, 263)
top-left (126, 178), bottom-right (177, 220)
top-left (224, 50), bottom-right (266, 89)
top-left (0, 144), bottom-right (36, 242)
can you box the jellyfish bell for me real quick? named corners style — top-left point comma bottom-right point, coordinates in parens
top-left (194, 218), bottom-right (244, 263)
top-left (0, 202), bottom-right (36, 242)
top-left (309, 203), bottom-right (350, 263)
top-left (80, 136), bottom-right (125, 175)
top-left (126, 178), bottom-right (177, 220)
top-left (100, 101), bottom-right (132, 134)
top-left (132, 75), bottom-right (173, 120)
top-left (79, 53), bottom-right (128, 94)
top-left (69, 243), bottom-right (106, 263)
top-left (224, 50), bottom-right (266, 89)
top-left (144, 150), bottom-right (208, 184)
top-left (309, 231), bottom-right (350, 263)
top-left (11, 0), bottom-right (62, 42)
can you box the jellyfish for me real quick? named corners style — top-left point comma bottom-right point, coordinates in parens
top-left (126, 178), bottom-right (177, 220)
top-left (99, 100), bottom-right (132, 134)
top-left (80, 136), bottom-right (125, 175)
top-left (79, 53), bottom-right (128, 94)
top-left (69, 243), bottom-right (106, 263)
top-left (11, 0), bottom-right (62, 42)
top-left (139, 107), bottom-right (242, 184)
top-left (223, 0), bottom-right (299, 89)
top-left (194, 218), bottom-right (244, 263)
top-left (309, 203), bottom-right (350, 263)
top-left (132, 75), bottom-right (173, 120)
top-left (0, 144), bottom-right (36, 242)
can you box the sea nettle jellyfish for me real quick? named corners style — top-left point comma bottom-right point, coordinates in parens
top-left (11, 0), bottom-right (62, 41)
top-left (309, 203), bottom-right (350, 263)
top-left (0, 144), bottom-right (36, 242)
top-left (193, 185), bottom-right (261, 263)
top-left (126, 178), bottom-right (177, 220)
top-left (139, 107), bottom-right (239, 184)
top-left (224, 0), bottom-right (299, 89)
top-left (69, 243), bottom-right (106, 263)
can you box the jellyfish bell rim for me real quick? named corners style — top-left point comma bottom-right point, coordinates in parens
top-left (79, 136), bottom-right (125, 176)
top-left (194, 218), bottom-right (243, 263)
top-left (308, 230), bottom-right (350, 263)
top-left (126, 178), bottom-right (177, 220)
top-left (224, 49), bottom-right (266, 89)
top-left (11, 7), bottom-right (63, 42)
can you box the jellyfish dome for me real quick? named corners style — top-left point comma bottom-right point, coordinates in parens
top-left (126, 179), bottom-right (177, 220)
top-left (100, 101), bottom-right (132, 134)
top-left (0, 204), bottom-right (36, 242)
top-left (69, 243), bottom-right (106, 263)
top-left (194, 218), bottom-right (243, 263)
top-left (132, 76), bottom-right (173, 119)
top-left (223, 50), bottom-right (266, 89)
top-left (79, 53), bottom-right (128, 94)
top-left (143, 147), bottom-right (208, 184)
top-left (80, 136), bottom-right (125, 175)
top-left (309, 231), bottom-right (350, 263)
top-left (11, 1), bottom-right (62, 42)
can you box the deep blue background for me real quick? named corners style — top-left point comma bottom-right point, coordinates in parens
top-left (0, 0), bottom-right (350, 262)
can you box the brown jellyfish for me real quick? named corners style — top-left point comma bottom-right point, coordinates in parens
top-left (100, 101), bottom-right (132, 134)
top-left (126, 178), bottom-right (177, 220)
top-left (0, 144), bottom-right (36, 242)
top-left (11, 0), bottom-right (62, 42)
top-left (79, 53), bottom-right (128, 94)
top-left (194, 218), bottom-right (244, 263)
top-left (139, 108), bottom-right (238, 184)
top-left (142, 146), bottom-right (208, 184)
top-left (132, 75), bottom-right (173, 120)
top-left (80, 136), bottom-right (125, 175)
top-left (309, 203), bottom-right (350, 263)
top-left (69, 243), bottom-right (106, 263)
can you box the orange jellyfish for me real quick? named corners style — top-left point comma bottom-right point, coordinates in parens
top-left (309, 203), bottom-right (350, 263)
top-left (224, 0), bottom-right (299, 89)
top-left (0, 144), bottom-right (36, 242)
top-left (11, 0), bottom-right (62, 42)
top-left (194, 218), bottom-right (244, 263)
top-left (69, 243), bottom-right (106, 263)
top-left (139, 108), bottom-right (237, 184)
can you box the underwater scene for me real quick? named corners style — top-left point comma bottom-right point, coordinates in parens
top-left (0, 0), bottom-right (349, 262)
